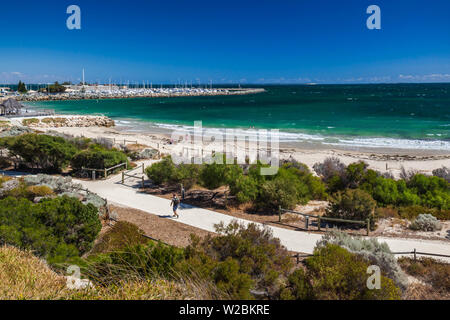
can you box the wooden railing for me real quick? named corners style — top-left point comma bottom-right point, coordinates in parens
top-left (121, 163), bottom-right (146, 187)
top-left (82, 162), bottom-right (128, 180)
top-left (279, 206), bottom-right (371, 236)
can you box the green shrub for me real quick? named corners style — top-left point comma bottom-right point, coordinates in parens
top-left (91, 221), bottom-right (148, 254)
top-left (279, 268), bottom-right (312, 300)
top-left (258, 174), bottom-right (300, 210)
top-left (71, 145), bottom-right (128, 172)
top-left (199, 161), bottom-right (237, 189)
top-left (304, 244), bottom-right (401, 300)
top-left (85, 241), bottom-right (185, 284)
top-left (398, 205), bottom-right (450, 220)
top-left (3, 134), bottom-right (78, 172)
top-left (230, 175), bottom-right (259, 203)
top-left (174, 163), bottom-right (201, 189)
top-left (326, 189), bottom-right (376, 227)
top-left (0, 195), bottom-right (101, 264)
top-left (316, 231), bottom-right (408, 290)
top-left (145, 156), bottom-right (177, 185)
top-left (183, 221), bottom-right (293, 298)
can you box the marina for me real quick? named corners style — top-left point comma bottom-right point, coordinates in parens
top-left (8, 84), bottom-right (265, 102)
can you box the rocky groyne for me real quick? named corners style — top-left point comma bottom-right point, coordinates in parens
top-left (14, 88), bottom-right (266, 102)
top-left (21, 116), bottom-right (115, 128)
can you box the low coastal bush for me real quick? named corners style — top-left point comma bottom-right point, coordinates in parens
top-left (85, 241), bottom-right (186, 284)
top-left (182, 221), bottom-right (293, 298)
top-left (313, 158), bottom-right (450, 213)
top-left (281, 244), bottom-right (401, 300)
top-left (145, 156), bottom-right (178, 185)
top-left (325, 189), bottom-right (376, 228)
top-left (0, 195), bottom-right (101, 264)
top-left (316, 231), bottom-right (408, 290)
top-left (409, 214), bottom-right (442, 231)
top-left (398, 205), bottom-right (450, 220)
top-left (0, 134), bottom-right (78, 172)
top-left (71, 144), bottom-right (129, 172)
top-left (90, 221), bottom-right (148, 254)
top-left (145, 156), bottom-right (327, 211)
top-left (1, 181), bottom-right (54, 201)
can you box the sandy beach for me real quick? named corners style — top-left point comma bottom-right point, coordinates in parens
top-left (18, 117), bottom-right (448, 178)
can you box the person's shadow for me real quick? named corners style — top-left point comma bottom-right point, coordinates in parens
top-left (179, 202), bottom-right (195, 210)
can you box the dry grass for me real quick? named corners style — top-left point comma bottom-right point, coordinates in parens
top-left (0, 245), bottom-right (223, 300)
top-left (22, 118), bottom-right (40, 126)
top-left (0, 246), bottom-right (68, 300)
top-left (399, 257), bottom-right (450, 299)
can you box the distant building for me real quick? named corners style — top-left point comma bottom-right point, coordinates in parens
top-left (0, 87), bottom-right (11, 95)
top-left (0, 98), bottom-right (23, 116)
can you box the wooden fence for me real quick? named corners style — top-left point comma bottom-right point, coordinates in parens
top-left (112, 138), bottom-right (138, 145)
top-left (82, 162), bottom-right (128, 180)
top-left (279, 206), bottom-right (371, 236)
top-left (292, 249), bottom-right (450, 265)
top-left (121, 163), bottom-right (146, 188)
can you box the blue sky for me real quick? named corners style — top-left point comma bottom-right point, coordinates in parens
top-left (0, 0), bottom-right (449, 84)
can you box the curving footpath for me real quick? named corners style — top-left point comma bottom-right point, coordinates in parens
top-left (77, 161), bottom-right (450, 262)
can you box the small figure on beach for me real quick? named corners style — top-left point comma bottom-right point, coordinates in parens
top-left (170, 193), bottom-right (180, 218)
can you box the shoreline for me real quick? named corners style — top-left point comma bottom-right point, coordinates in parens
top-left (24, 121), bottom-right (449, 179)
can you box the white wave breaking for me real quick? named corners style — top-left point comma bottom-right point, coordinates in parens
top-left (118, 120), bottom-right (450, 151)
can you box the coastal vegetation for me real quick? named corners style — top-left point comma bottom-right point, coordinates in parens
top-left (47, 82), bottom-right (67, 94)
top-left (71, 144), bottom-right (129, 172)
top-left (145, 155), bottom-right (326, 211)
top-left (0, 133), bottom-right (129, 174)
top-left (145, 156), bottom-right (449, 226)
top-left (0, 194), bottom-right (101, 264)
top-left (17, 81), bottom-right (27, 94)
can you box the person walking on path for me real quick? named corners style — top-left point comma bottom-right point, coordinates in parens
top-left (170, 193), bottom-right (180, 218)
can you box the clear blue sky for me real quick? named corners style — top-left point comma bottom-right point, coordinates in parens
top-left (1, 0), bottom-right (449, 84)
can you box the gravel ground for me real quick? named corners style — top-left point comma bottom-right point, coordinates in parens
top-left (108, 204), bottom-right (215, 247)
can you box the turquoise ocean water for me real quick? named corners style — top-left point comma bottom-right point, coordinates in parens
top-left (25, 84), bottom-right (450, 151)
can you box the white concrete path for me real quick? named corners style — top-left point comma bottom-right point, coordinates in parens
top-left (77, 162), bottom-right (450, 261)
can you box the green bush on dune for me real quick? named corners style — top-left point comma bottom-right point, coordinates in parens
top-left (0, 195), bottom-right (101, 264)
top-left (0, 134), bottom-right (77, 172)
top-left (145, 156), bottom-right (327, 211)
top-left (71, 144), bottom-right (129, 171)
top-left (280, 244), bottom-right (401, 300)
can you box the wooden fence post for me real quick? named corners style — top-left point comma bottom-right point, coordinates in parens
top-left (317, 217), bottom-right (321, 231)
top-left (104, 168), bottom-right (107, 179)
top-left (413, 248), bottom-right (417, 261)
top-left (142, 163), bottom-right (145, 174)
top-left (122, 172), bottom-right (124, 184)
top-left (366, 218), bottom-right (370, 236)
top-left (305, 217), bottom-right (309, 230)
top-left (142, 176), bottom-right (145, 188)
top-left (278, 206), bottom-right (282, 222)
